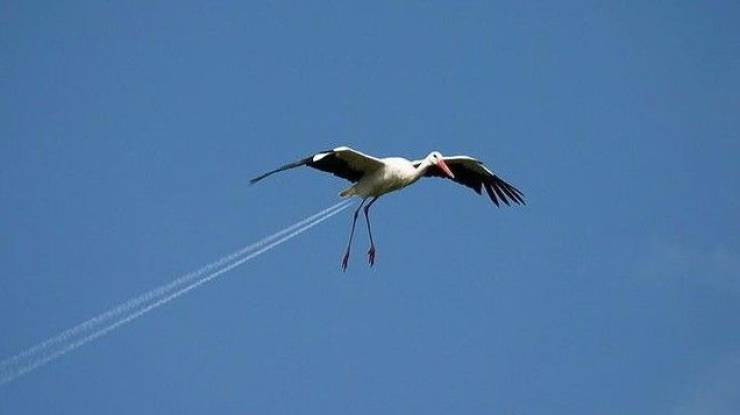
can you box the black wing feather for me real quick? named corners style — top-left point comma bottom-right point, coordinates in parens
top-left (307, 152), bottom-right (365, 182)
top-left (250, 149), bottom-right (366, 184)
top-left (422, 160), bottom-right (525, 207)
top-left (492, 183), bottom-right (510, 206)
top-left (249, 156), bottom-right (314, 184)
top-left (484, 183), bottom-right (500, 207)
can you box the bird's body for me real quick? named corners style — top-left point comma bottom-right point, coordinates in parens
top-left (340, 157), bottom-right (420, 198)
top-left (251, 146), bottom-right (524, 270)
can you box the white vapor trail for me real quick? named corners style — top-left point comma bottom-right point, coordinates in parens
top-left (0, 200), bottom-right (347, 375)
top-left (0, 199), bottom-right (352, 386)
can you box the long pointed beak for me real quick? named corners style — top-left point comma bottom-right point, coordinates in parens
top-left (437, 159), bottom-right (455, 179)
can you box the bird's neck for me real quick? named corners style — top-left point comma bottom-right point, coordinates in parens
top-left (411, 159), bottom-right (433, 181)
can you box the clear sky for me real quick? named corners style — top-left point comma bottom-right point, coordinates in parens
top-left (1, 1), bottom-right (739, 413)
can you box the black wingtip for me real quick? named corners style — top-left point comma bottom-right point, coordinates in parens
top-left (493, 176), bottom-right (526, 206)
top-left (249, 175), bottom-right (266, 185)
top-left (515, 190), bottom-right (526, 205)
top-left (493, 184), bottom-right (510, 206)
top-left (499, 184), bottom-right (520, 206)
top-left (510, 185), bottom-right (526, 205)
top-left (484, 183), bottom-right (501, 207)
top-left (248, 156), bottom-right (313, 186)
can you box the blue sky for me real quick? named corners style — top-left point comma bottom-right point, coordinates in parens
top-left (1, 1), bottom-right (739, 413)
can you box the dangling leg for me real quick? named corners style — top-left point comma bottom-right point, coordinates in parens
top-left (363, 196), bottom-right (379, 266)
top-left (341, 198), bottom-right (366, 272)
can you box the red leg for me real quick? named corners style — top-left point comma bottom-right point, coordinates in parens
top-left (341, 199), bottom-right (366, 272)
top-left (363, 197), bottom-right (379, 266)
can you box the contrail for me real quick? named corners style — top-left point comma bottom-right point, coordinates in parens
top-left (0, 199), bottom-right (353, 386)
top-left (0, 200), bottom-right (348, 375)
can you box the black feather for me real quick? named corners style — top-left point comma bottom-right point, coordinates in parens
top-left (421, 159), bottom-right (525, 207)
top-left (250, 157), bottom-right (312, 184)
top-left (492, 182), bottom-right (510, 206)
top-left (250, 149), bottom-right (369, 185)
top-left (484, 183), bottom-right (500, 207)
top-left (307, 153), bottom-right (365, 182)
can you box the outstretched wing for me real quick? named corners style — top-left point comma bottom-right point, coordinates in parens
top-left (250, 146), bottom-right (385, 184)
top-left (414, 156), bottom-right (525, 207)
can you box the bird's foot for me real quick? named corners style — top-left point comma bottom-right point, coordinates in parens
top-left (341, 251), bottom-right (350, 272)
top-left (368, 246), bottom-right (376, 267)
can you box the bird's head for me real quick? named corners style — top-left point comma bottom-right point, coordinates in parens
top-left (426, 151), bottom-right (455, 179)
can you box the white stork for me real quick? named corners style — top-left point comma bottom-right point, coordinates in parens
top-left (251, 146), bottom-right (525, 271)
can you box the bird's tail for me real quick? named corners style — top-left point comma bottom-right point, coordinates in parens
top-left (339, 185), bottom-right (356, 198)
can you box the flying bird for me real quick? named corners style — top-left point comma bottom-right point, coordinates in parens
top-left (251, 146), bottom-right (525, 271)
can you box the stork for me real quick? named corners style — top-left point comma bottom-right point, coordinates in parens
top-left (251, 146), bottom-right (525, 271)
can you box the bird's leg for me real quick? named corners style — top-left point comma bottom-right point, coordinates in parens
top-left (341, 199), bottom-right (366, 272)
top-left (363, 196), bottom-right (379, 267)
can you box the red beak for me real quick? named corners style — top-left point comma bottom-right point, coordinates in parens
top-left (437, 159), bottom-right (455, 179)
